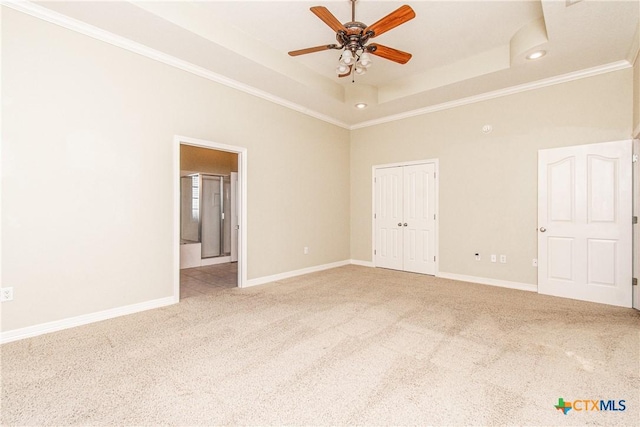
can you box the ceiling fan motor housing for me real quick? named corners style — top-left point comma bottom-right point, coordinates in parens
top-left (336, 21), bottom-right (372, 52)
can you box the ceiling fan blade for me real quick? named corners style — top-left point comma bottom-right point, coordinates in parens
top-left (288, 45), bottom-right (335, 56)
top-left (368, 44), bottom-right (412, 64)
top-left (310, 6), bottom-right (347, 33)
top-left (364, 5), bottom-right (416, 38)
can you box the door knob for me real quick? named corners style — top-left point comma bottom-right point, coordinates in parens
top-left (398, 223), bottom-right (402, 226)
top-left (539, 227), bottom-right (546, 232)
top-left (403, 223), bottom-right (408, 227)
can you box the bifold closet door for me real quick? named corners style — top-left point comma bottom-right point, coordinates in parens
top-left (375, 163), bottom-right (436, 275)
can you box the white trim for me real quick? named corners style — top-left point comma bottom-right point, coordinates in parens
top-left (245, 260), bottom-right (350, 288)
top-left (372, 159), bottom-right (440, 275)
top-left (348, 262), bottom-right (537, 293)
top-left (350, 259), bottom-right (374, 268)
top-left (372, 158), bottom-right (442, 169)
top-left (633, 139), bottom-right (639, 310)
top-left (633, 123), bottom-right (640, 139)
top-left (351, 61), bottom-right (632, 130)
top-left (3, 1), bottom-right (632, 132)
top-left (0, 7), bottom-right (4, 328)
top-left (437, 272), bottom-right (537, 293)
top-left (2, 0), bottom-right (349, 130)
top-left (174, 136), bottom-right (248, 293)
top-left (0, 296), bottom-right (175, 344)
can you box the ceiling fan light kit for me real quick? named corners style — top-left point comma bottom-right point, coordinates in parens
top-left (288, 0), bottom-right (415, 80)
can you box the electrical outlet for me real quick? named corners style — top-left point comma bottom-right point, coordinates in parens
top-left (1, 287), bottom-right (14, 302)
top-left (532, 258), bottom-right (538, 267)
top-left (500, 255), bottom-right (507, 264)
top-left (303, 246), bottom-right (309, 255)
top-left (475, 253), bottom-right (481, 261)
top-left (491, 254), bottom-right (497, 263)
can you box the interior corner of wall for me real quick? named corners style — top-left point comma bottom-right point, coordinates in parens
top-left (627, 23), bottom-right (640, 65)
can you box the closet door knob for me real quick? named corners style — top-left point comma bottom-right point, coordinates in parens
top-left (398, 223), bottom-right (402, 226)
top-left (403, 223), bottom-right (408, 227)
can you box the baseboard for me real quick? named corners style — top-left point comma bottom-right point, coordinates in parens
top-left (0, 296), bottom-right (176, 344)
top-left (350, 259), bottom-right (374, 267)
top-left (348, 264), bottom-right (536, 292)
top-left (437, 272), bottom-right (537, 292)
top-left (244, 260), bottom-right (351, 288)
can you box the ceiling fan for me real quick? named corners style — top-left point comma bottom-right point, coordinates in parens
top-left (288, 0), bottom-right (416, 78)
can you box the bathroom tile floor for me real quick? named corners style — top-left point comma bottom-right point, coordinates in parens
top-left (180, 262), bottom-right (237, 300)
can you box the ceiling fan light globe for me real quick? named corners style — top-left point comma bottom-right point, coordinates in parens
top-left (360, 52), bottom-right (372, 67)
top-left (336, 64), bottom-right (349, 74)
top-left (340, 50), bottom-right (354, 65)
top-left (355, 66), bottom-right (366, 75)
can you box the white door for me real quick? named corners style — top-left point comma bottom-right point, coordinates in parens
top-left (403, 164), bottom-right (436, 274)
top-left (230, 172), bottom-right (238, 262)
top-left (538, 140), bottom-right (633, 307)
top-left (375, 163), bottom-right (436, 274)
top-left (633, 139), bottom-right (639, 310)
top-left (375, 167), bottom-right (403, 270)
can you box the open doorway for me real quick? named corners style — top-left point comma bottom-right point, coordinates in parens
top-left (173, 136), bottom-right (247, 302)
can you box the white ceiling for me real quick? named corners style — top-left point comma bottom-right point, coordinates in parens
top-left (30, 1), bottom-right (640, 127)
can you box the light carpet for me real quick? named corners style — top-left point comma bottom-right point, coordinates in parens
top-left (1, 265), bottom-right (639, 425)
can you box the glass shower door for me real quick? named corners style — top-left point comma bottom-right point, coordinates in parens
top-left (201, 175), bottom-right (222, 258)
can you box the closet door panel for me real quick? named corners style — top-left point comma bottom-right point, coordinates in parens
top-left (402, 163), bottom-right (436, 275)
top-left (375, 167), bottom-right (404, 270)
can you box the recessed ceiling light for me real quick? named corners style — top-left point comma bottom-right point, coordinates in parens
top-left (355, 103), bottom-right (367, 109)
top-left (526, 50), bottom-right (546, 60)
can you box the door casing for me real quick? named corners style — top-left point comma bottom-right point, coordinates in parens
top-left (633, 139), bottom-right (639, 310)
top-left (174, 135), bottom-right (248, 299)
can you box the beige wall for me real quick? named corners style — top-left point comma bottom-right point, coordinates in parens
top-left (1, 8), bottom-right (350, 331)
top-left (351, 69), bottom-right (633, 285)
top-left (180, 145), bottom-right (238, 176)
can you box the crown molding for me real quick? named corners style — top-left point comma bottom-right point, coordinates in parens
top-left (2, 1), bottom-right (634, 133)
top-left (350, 60), bottom-right (632, 130)
top-left (2, 0), bottom-right (351, 130)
